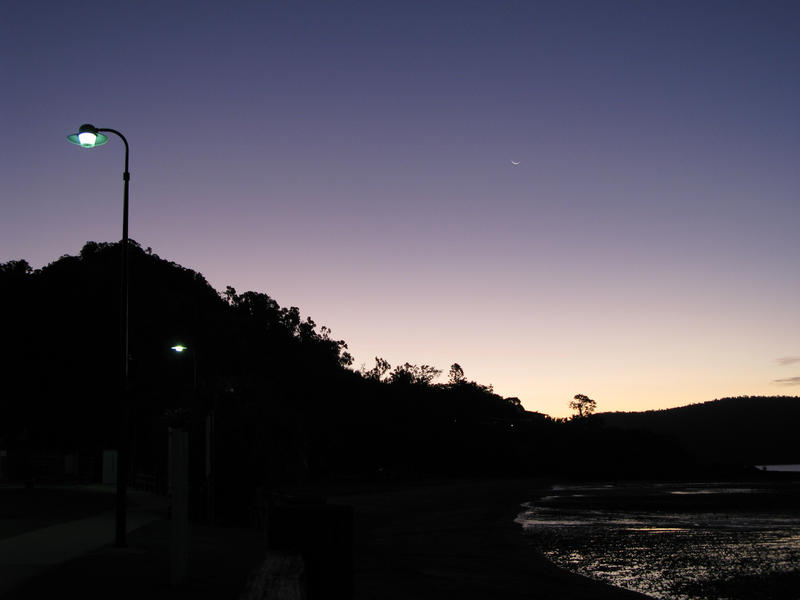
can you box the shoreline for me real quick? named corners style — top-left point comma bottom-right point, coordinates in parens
top-left (322, 477), bottom-right (651, 599)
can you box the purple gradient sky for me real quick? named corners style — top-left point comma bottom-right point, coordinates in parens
top-left (2, 1), bottom-right (798, 417)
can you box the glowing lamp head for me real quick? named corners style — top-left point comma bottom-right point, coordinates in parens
top-left (67, 123), bottom-right (108, 148)
top-left (171, 344), bottom-right (188, 353)
top-left (78, 131), bottom-right (97, 146)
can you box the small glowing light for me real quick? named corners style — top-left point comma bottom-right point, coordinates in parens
top-left (78, 131), bottom-right (97, 147)
top-left (171, 345), bottom-right (188, 353)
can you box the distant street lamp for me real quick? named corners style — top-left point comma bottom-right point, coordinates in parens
top-left (169, 343), bottom-right (214, 524)
top-left (168, 341), bottom-right (208, 585)
top-left (68, 123), bottom-right (131, 548)
top-left (168, 341), bottom-right (191, 585)
top-left (170, 344), bottom-right (197, 390)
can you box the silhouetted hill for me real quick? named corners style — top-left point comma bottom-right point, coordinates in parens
top-left (0, 243), bottom-right (543, 506)
top-left (599, 396), bottom-right (800, 467)
top-left (0, 242), bottom-right (708, 523)
top-left (0, 242), bottom-right (357, 499)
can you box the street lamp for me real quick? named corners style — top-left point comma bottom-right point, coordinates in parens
top-left (168, 342), bottom-right (202, 584)
top-left (68, 123), bottom-right (131, 548)
top-left (170, 344), bottom-right (197, 390)
top-left (169, 343), bottom-right (213, 524)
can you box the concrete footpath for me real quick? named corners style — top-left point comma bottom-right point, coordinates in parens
top-left (0, 486), bottom-right (167, 596)
top-left (0, 485), bottom-right (268, 600)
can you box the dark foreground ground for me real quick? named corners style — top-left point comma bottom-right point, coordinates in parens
top-left (1, 479), bottom-right (650, 599)
top-left (327, 478), bottom-right (649, 600)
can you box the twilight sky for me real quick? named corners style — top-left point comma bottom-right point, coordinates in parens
top-left (2, 0), bottom-right (798, 417)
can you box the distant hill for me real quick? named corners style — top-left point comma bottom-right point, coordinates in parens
top-left (599, 396), bottom-right (800, 466)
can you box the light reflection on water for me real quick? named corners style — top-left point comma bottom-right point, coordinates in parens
top-left (517, 482), bottom-right (800, 600)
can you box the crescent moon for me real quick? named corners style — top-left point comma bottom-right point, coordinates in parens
top-left (511, 160), bottom-right (520, 166)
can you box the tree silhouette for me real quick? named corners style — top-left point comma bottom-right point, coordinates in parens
top-left (569, 394), bottom-right (597, 418)
top-left (0, 259), bottom-right (31, 278)
top-left (448, 363), bottom-right (465, 385)
top-left (389, 363), bottom-right (441, 386)
top-left (361, 357), bottom-right (391, 381)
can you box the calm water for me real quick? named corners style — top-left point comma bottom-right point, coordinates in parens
top-left (517, 481), bottom-right (800, 600)
top-left (757, 465), bottom-right (800, 473)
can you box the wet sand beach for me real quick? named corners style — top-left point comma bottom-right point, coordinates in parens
top-left (517, 479), bottom-right (800, 600)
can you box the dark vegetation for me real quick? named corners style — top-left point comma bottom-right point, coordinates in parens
top-left (1, 242), bottom-right (796, 524)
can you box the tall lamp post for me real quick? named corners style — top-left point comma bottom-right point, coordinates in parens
top-left (170, 345), bottom-right (196, 390)
top-left (68, 123), bottom-right (131, 548)
top-left (168, 343), bottom-right (193, 585)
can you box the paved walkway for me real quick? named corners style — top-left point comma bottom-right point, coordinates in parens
top-left (0, 487), bottom-right (167, 596)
